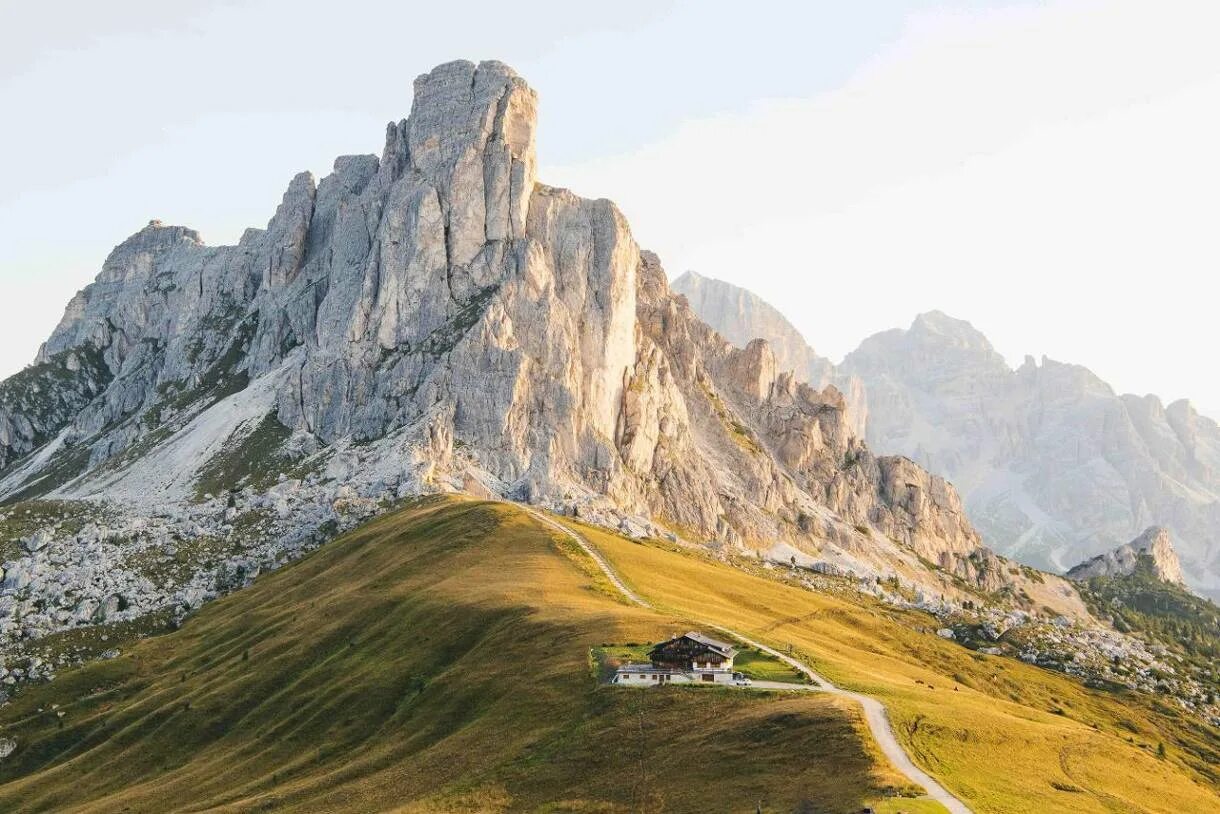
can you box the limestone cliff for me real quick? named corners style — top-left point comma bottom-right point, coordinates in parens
top-left (0, 60), bottom-right (1048, 615)
top-left (676, 275), bottom-right (1220, 598)
top-left (671, 270), bottom-right (866, 435)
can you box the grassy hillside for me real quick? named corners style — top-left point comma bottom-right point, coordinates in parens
top-left (0, 497), bottom-right (920, 813)
top-left (562, 519), bottom-right (1220, 814)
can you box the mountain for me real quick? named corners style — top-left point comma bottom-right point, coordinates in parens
top-left (1068, 527), bottom-right (1219, 693)
top-left (673, 274), bottom-right (1220, 598)
top-left (671, 270), bottom-right (867, 435)
top-left (841, 311), bottom-right (1220, 596)
top-left (1067, 526), bottom-right (1186, 585)
top-left (1, 58), bottom-right (1218, 811)
top-left (670, 271), bottom-right (835, 390)
top-left (0, 60), bottom-right (1082, 666)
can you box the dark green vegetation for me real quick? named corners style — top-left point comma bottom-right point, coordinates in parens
top-left (192, 414), bottom-right (295, 501)
top-left (0, 346), bottom-right (112, 473)
top-left (1080, 556), bottom-right (1220, 684)
top-left (0, 498), bottom-right (912, 813)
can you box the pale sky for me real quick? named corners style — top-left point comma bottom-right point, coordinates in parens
top-left (2, 1), bottom-right (1218, 417)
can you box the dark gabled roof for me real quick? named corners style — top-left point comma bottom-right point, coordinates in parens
top-left (683, 631), bottom-right (737, 657)
top-left (651, 631), bottom-right (737, 658)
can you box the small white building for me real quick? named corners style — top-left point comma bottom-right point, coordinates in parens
top-left (612, 631), bottom-right (743, 686)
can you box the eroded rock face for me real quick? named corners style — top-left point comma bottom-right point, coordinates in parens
top-left (1067, 526), bottom-right (1187, 585)
top-left (677, 278), bottom-right (1220, 597)
top-left (673, 271), bottom-right (832, 384)
top-left (841, 311), bottom-right (1220, 596)
top-left (0, 59), bottom-right (1021, 615)
top-left (671, 270), bottom-right (867, 435)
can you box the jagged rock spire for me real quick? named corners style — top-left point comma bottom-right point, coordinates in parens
top-left (0, 59), bottom-right (1040, 616)
top-left (1067, 526), bottom-right (1187, 585)
top-left (381, 60), bottom-right (537, 266)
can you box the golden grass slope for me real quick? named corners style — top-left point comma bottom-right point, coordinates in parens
top-left (563, 518), bottom-right (1220, 814)
top-left (0, 497), bottom-right (918, 813)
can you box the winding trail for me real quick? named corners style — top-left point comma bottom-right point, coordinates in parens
top-left (525, 506), bottom-right (973, 814)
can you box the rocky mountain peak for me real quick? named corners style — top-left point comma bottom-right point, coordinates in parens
top-left (99, 220), bottom-right (205, 279)
top-left (1067, 526), bottom-right (1187, 586)
top-left (0, 59), bottom-right (1091, 660)
top-left (847, 310), bottom-right (1007, 379)
top-left (262, 171), bottom-right (317, 291)
top-left (908, 310), bottom-right (992, 349)
top-left (380, 59), bottom-right (538, 262)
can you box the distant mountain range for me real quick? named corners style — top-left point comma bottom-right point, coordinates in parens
top-left (673, 272), bottom-right (1220, 599)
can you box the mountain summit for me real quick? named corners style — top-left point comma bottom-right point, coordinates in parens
top-left (0, 61), bottom-right (1080, 657)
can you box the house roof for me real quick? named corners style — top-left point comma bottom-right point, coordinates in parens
top-left (683, 631), bottom-right (737, 656)
top-left (651, 631), bottom-right (737, 658)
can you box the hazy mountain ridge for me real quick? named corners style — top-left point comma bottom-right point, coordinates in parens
top-left (676, 275), bottom-right (1220, 599)
top-left (842, 311), bottom-right (1220, 597)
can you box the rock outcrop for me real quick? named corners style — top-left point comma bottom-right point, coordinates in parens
top-left (1067, 526), bottom-right (1187, 585)
top-left (672, 271), bottom-right (835, 386)
top-left (671, 271), bottom-right (866, 434)
top-left (675, 275), bottom-right (1220, 598)
top-left (841, 312), bottom-right (1220, 597)
top-left (0, 61), bottom-right (1076, 658)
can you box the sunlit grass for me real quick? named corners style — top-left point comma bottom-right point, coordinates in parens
top-left (0, 497), bottom-right (919, 813)
top-left (567, 518), bottom-right (1220, 814)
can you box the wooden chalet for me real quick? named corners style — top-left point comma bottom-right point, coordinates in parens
top-left (612, 631), bottom-right (740, 686)
top-left (648, 632), bottom-right (737, 672)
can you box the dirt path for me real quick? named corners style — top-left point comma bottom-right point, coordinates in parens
top-left (526, 507), bottom-right (973, 814)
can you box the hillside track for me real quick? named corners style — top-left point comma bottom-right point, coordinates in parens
top-left (523, 505), bottom-right (973, 814)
